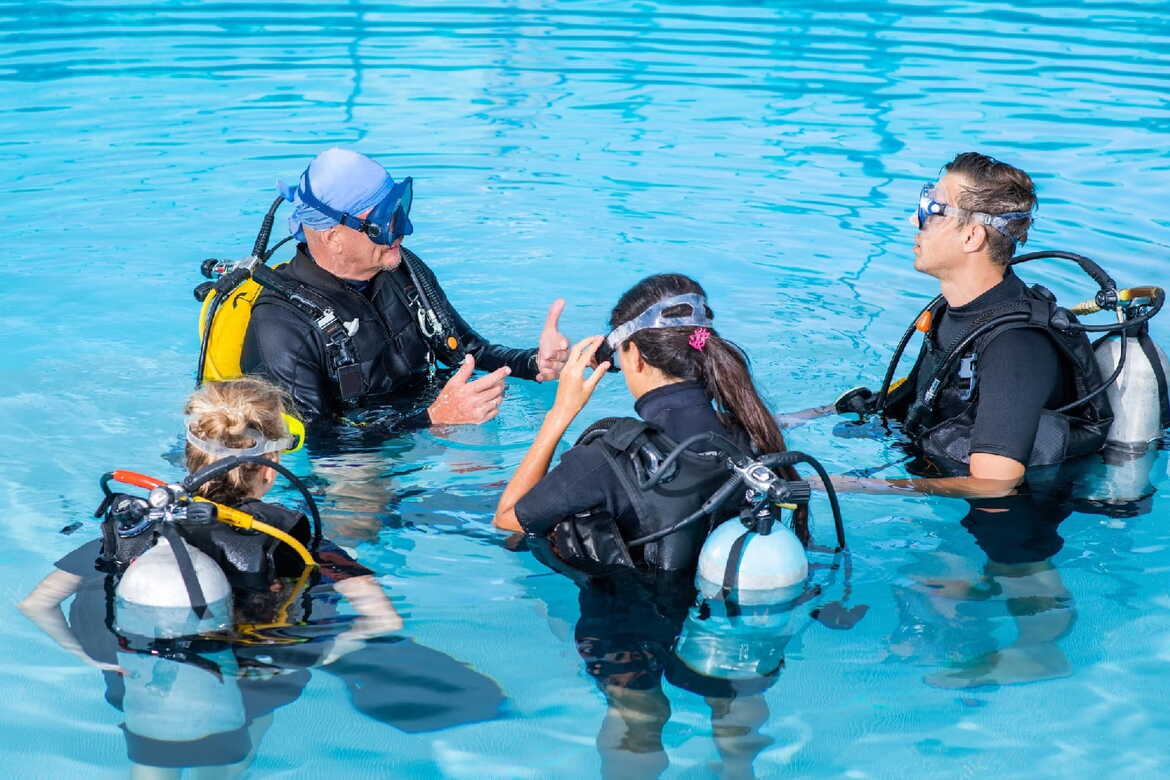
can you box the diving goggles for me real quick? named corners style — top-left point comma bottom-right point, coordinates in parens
top-left (297, 173), bottom-right (414, 246)
top-left (595, 293), bottom-right (714, 371)
top-left (186, 413), bottom-right (306, 458)
top-left (917, 183), bottom-right (1032, 239)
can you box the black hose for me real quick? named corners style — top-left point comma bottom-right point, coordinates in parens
top-left (759, 451), bottom-right (845, 549)
top-left (1054, 331), bottom-right (1126, 414)
top-left (263, 235), bottom-right (295, 261)
top-left (183, 455), bottom-right (322, 551)
top-left (635, 431), bottom-right (751, 490)
top-left (400, 249), bottom-right (464, 361)
top-left (195, 291), bottom-right (225, 387)
top-left (625, 445), bottom-right (846, 551)
top-left (874, 296), bottom-right (941, 411)
top-left (625, 474), bottom-right (747, 548)
top-left (1010, 250), bottom-right (1116, 294)
top-left (252, 196), bottom-right (285, 260)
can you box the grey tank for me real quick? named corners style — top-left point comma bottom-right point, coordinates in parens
top-left (1094, 334), bottom-right (1170, 447)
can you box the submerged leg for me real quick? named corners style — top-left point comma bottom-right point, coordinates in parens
top-left (707, 693), bottom-right (773, 780)
top-left (596, 684), bottom-right (671, 780)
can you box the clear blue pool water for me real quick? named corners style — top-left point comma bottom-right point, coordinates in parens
top-left (2, 1), bottom-right (1169, 777)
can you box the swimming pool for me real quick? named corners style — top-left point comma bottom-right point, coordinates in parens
top-left (2, 0), bottom-right (1168, 776)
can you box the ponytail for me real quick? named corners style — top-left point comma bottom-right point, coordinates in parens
top-left (694, 336), bottom-right (784, 454)
top-left (611, 274), bottom-right (786, 454)
top-left (612, 274), bottom-right (808, 540)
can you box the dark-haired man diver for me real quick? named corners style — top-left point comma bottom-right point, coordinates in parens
top-left (805, 152), bottom-right (1110, 496)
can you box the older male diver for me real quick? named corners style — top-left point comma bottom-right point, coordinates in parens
top-left (793, 152), bottom-right (1168, 496)
top-left (196, 148), bottom-right (570, 430)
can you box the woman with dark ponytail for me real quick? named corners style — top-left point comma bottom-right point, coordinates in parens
top-left (494, 273), bottom-right (797, 571)
top-left (494, 275), bottom-right (788, 777)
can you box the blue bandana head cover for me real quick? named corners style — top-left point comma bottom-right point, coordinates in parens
top-left (279, 148), bottom-right (413, 244)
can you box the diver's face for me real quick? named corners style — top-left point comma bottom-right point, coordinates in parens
top-left (911, 172), bottom-right (967, 279)
top-left (337, 207), bottom-right (403, 278)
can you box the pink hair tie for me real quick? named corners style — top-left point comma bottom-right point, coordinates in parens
top-left (689, 327), bottom-right (711, 351)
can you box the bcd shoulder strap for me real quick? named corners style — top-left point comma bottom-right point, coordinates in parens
top-left (255, 269), bottom-right (364, 401)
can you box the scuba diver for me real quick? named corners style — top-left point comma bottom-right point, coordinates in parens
top-left (795, 152), bottom-right (1167, 495)
top-left (196, 147), bottom-right (570, 431)
top-left (493, 275), bottom-right (855, 779)
top-left (18, 378), bottom-right (502, 775)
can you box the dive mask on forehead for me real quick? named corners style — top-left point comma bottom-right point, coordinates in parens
top-left (186, 413), bottom-right (306, 458)
top-left (917, 182), bottom-right (1032, 240)
top-left (297, 173), bottom-right (414, 246)
top-left (596, 293), bottom-right (714, 372)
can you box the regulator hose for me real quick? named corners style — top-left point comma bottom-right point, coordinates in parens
top-left (183, 455), bottom-right (322, 551)
top-left (623, 437), bottom-right (845, 551)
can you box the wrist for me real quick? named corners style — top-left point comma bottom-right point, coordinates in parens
top-left (544, 406), bottom-right (576, 431)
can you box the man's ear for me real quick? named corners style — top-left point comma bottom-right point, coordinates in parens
top-left (962, 222), bottom-right (989, 254)
top-left (322, 225), bottom-right (345, 252)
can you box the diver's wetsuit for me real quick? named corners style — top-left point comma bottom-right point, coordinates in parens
top-left (929, 269), bottom-right (1065, 465)
top-left (242, 245), bottom-right (539, 428)
top-left (515, 380), bottom-right (744, 541)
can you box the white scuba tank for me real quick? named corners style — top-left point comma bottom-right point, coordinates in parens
top-left (1094, 333), bottom-right (1170, 448)
top-left (695, 521), bottom-right (808, 607)
top-left (678, 521), bottom-right (808, 679)
top-left (114, 537), bottom-right (246, 743)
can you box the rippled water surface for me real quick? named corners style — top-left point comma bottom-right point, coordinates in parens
top-left (2, 1), bottom-right (1169, 777)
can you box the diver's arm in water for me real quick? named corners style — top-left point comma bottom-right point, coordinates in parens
top-left (774, 404), bottom-right (837, 429)
top-left (494, 336), bottom-right (610, 532)
top-left (18, 570), bottom-right (122, 673)
top-left (813, 453), bottom-right (1024, 498)
top-left (320, 575), bottom-right (404, 666)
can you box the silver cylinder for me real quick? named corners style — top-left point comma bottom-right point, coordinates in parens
top-left (1094, 334), bottom-right (1170, 447)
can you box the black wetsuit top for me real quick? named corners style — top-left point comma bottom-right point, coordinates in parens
top-left (242, 245), bottom-right (539, 428)
top-left (515, 381), bottom-right (743, 536)
top-left (933, 270), bottom-right (1063, 464)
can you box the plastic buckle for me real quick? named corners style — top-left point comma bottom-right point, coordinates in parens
top-left (316, 309), bottom-right (337, 330)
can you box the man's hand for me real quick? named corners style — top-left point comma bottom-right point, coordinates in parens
top-left (428, 355), bottom-right (510, 425)
top-left (550, 335), bottom-right (610, 422)
top-left (535, 298), bottom-right (570, 382)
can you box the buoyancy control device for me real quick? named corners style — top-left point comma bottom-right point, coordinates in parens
top-left (536, 422), bottom-right (867, 679)
top-left (193, 196), bottom-right (466, 392)
top-left (836, 251), bottom-right (1168, 458)
top-left (95, 455), bottom-right (322, 618)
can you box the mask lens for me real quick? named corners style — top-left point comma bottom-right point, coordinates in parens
top-left (594, 338), bottom-right (622, 373)
top-left (389, 178), bottom-right (413, 242)
top-left (361, 178), bottom-right (415, 246)
top-left (917, 184), bottom-right (932, 230)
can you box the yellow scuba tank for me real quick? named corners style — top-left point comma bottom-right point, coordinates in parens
top-left (197, 276), bottom-right (269, 382)
top-left (195, 194), bottom-right (291, 385)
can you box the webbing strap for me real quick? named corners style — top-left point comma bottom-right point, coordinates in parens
top-left (720, 530), bottom-right (752, 618)
top-left (160, 524), bottom-right (208, 620)
top-left (254, 267), bottom-right (363, 400)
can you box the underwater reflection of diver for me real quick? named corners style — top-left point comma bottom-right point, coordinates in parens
top-left (1068, 442), bottom-right (1164, 518)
